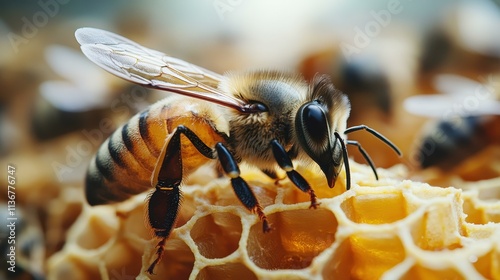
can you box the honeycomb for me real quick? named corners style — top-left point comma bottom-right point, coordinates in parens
top-left (47, 162), bottom-right (500, 280)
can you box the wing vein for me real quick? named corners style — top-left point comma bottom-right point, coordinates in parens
top-left (75, 27), bottom-right (251, 112)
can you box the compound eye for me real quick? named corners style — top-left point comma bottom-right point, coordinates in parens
top-left (301, 103), bottom-right (329, 145)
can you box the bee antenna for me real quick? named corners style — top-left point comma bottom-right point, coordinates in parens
top-left (334, 132), bottom-right (351, 191)
top-left (346, 140), bottom-right (378, 180)
top-left (344, 125), bottom-right (402, 156)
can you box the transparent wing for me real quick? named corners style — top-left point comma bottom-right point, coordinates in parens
top-left (404, 74), bottom-right (500, 117)
top-left (75, 27), bottom-right (250, 112)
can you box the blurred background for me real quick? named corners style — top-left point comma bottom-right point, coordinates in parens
top-left (0, 0), bottom-right (499, 278)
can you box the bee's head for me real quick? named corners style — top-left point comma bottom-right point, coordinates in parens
top-left (220, 70), bottom-right (308, 133)
top-left (295, 74), bottom-right (351, 188)
top-left (219, 70), bottom-right (308, 164)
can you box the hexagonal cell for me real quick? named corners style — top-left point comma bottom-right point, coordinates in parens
top-left (247, 208), bottom-right (337, 270)
top-left (121, 204), bottom-right (153, 241)
top-left (471, 249), bottom-right (500, 279)
top-left (196, 262), bottom-right (257, 280)
top-left (401, 265), bottom-right (466, 280)
top-left (475, 180), bottom-right (500, 201)
top-left (75, 213), bottom-right (116, 250)
top-left (282, 166), bottom-right (346, 205)
top-left (103, 242), bottom-right (142, 278)
top-left (46, 198), bottom-right (83, 255)
top-left (349, 234), bottom-right (406, 279)
top-left (176, 195), bottom-right (199, 228)
top-left (323, 233), bottom-right (406, 279)
top-left (59, 201), bottom-right (83, 230)
top-left (190, 212), bottom-right (242, 259)
top-left (150, 238), bottom-right (195, 279)
top-left (462, 191), bottom-right (500, 224)
top-left (48, 255), bottom-right (102, 280)
top-left (483, 206), bottom-right (500, 223)
top-left (211, 182), bottom-right (277, 209)
top-left (247, 181), bottom-right (278, 208)
top-left (409, 207), bottom-right (463, 251)
top-left (321, 238), bottom-right (353, 280)
top-left (185, 165), bottom-right (218, 186)
top-left (462, 198), bottom-right (486, 224)
top-left (341, 191), bottom-right (408, 224)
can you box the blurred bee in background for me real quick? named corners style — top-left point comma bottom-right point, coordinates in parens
top-left (300, 49), bottom-right (393, 119)
top-left (35, 45), bottom-right (115, 141)
top-left (405, 74), bottom-right (500, 173)
top-left (76, 28), bottom-right (401, 274)
top-left (405, 0), bottom-right (500, 182)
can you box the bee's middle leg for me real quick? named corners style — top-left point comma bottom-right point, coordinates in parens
top-left (161, 127), bottom-right (270, 233)
top-left (270, 139), bottom-right (319, 209)
top-left (214, 143), bottom-right (271, 233)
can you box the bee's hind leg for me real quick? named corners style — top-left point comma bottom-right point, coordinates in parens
top-left (147, 125), bottom-right (273, 274)
top-left (146, 125), bottom-right (215, 274)
top-left (214, 143), bottom-right (271, 233)
top-left (270, 139), bottom-right (319, 209)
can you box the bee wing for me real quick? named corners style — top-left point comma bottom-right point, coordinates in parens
top-left (404, 74), bottom-right (500, 117)
top-left (75, 27), bottom-right (250, 112)
top-left (404, 94), bottom-right (500, 117)
top-left (433, 74), bottom-right (486, 97)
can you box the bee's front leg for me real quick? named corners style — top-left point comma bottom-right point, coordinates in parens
top-left (270, 139), bottom-right (319, 209)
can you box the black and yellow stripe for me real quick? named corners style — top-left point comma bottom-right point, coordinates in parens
top-left (86, 101), bottom-right (169, 205)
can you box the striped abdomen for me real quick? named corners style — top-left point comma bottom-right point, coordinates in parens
top-left (85, 96), bottom-right (227, 205)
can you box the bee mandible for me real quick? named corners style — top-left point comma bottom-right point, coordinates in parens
top-left (75, 27), bottom-right (401, 274)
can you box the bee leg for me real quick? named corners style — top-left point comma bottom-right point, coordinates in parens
top-left (146, 125), bottom-right (215, 274)
top-left (270, 140), bottom-right (319, 209)
top-left (146, 127), bottom-right (184, 274)
top-left (215, 143), bottom-right (271, 233)
top-left (146, 185), bottom-right (180, 274)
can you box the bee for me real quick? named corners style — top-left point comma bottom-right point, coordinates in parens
top-left (404, 74), bottom-right (500, 170)
top-left (75, 27), bottom-right (401, 274)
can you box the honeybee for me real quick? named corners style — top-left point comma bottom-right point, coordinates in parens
top-left (75, 27), bottom-right (401, 274)
top-left (404, 74), bottom-right (500, 170)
